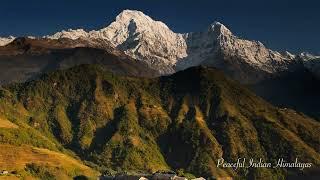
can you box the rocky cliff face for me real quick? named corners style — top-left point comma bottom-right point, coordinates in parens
top-left (1, 10), bottom-right (319, 83)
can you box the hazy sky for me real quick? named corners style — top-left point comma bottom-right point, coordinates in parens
top-left (0, 0), bottom-right (319, 54)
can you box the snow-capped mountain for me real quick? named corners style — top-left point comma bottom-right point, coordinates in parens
top-left (45, 10), bottom-right (188, 74)
top-left (178, 22), bottom-right (300, 82)
top-left (44, 29), bottom-right (88, 40)
top-left (1, 10), bottom-right (319, 83)
top-left (43, 10), bottom-right (306, 82)
top-left (0, 36), bottom-right (15, 46)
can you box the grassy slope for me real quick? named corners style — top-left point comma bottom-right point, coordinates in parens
top-left (0, 144), bottom-right (99, 179)
top-left (0, 87), bottom-right (99, 179)
top-left (0, 64), bottom-right (319, 179)
top-left (0, 116), bottom-right (18, 128)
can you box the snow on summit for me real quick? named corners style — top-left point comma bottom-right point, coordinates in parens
top-left (0, 36), bottom-right (15, 46)
top-left (1, 9), bottom-right (318, 83)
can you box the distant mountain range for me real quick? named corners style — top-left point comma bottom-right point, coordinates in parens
top-left (1, 10), bottom-right (320, 83)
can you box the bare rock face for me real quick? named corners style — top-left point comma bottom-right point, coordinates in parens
top-left (2, 10), bottom-right (319, 83)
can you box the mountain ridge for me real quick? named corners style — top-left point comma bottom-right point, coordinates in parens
top-left (0, 37), bottom-right (159, 85)
top-left (2, 9), bottom-right (319, 83)
top-left (1, 64), bottom-right (319, 179)
top-left (42, 10), bottom-right (300, 82)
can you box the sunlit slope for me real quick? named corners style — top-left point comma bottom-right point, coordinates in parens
top-left (0, 144), bottom-right (99, 179)
top-left (0, 65), bottom-right (319, 179)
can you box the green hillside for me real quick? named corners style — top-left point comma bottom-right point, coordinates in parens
top-left (0, 64), bottom-right (319, 179)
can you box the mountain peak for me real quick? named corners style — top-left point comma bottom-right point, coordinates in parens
top-left (300, 52), bottom-right (319, 58)
top-left (45, 29), bottom-right (88, 40)
top-left (112, 9), bottom-right (170, 31)
top-left (209, 21), bottom-right (232, 36)
top-left (116, 10), bottom-right (148, 20)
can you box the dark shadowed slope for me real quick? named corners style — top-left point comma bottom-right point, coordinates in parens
top-left (0, 37), bottom-right (159, 85)
top-left (250, 68), bottom-right (320, 121)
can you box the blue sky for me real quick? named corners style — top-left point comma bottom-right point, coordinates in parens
top-left (0, 0), bottom-right (319, 53)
